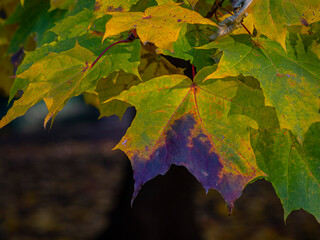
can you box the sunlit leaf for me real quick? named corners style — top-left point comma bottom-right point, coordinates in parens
top-left (0, 40), bottom-right (141, 128)
top-left (92, 0), bottom-right (139, 27)
top-left (106, 66), bottom-right (265, 208)
top-left (251, 0), bottom-right (320, 50)
top-left (102, 2), bottom-right (217, 52)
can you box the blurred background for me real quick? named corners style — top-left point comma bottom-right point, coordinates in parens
top-left (0, 0), bottom-right (320, 239)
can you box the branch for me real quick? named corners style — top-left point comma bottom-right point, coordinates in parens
top-left (205, 0), bottom-right (225, 19)
top-left (209, 0), bottom-right (253, 41)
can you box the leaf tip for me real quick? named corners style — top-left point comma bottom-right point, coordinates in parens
top-left (227, 202), bottom-right (234, 216)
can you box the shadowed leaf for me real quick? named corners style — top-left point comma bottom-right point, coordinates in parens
top-left (49, 8), bottom-right (93, 39)
top-left (96, 43), bottom-right (185, 119)
top-left (251, 127), bottom-right (320, 221)
top-left (5, 0), bottom-right (66, 53)
top-left (199, 34), bottom-right (320, 142)
top-left (158, 23), bottom-right (216, 71)
top-left (49, 0), bottom-right (75, 11)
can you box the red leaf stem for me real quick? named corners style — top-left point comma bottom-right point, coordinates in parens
top-left (90, 39), bottom-right (131, 69)
top-left (192, 65), bottom-right (195, 79)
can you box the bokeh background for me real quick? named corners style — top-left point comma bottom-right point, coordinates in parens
top-left (0, 0), bottom-right (320, 239)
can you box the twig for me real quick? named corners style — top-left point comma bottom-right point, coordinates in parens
top-left (205, 0), bottom-right (225, 19)
top-left (219, 6), bottom-right (252, 35)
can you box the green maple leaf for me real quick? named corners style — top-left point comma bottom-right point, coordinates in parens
top-left (102, 2), bottom-right (217, 52)
top-left (95, 71), bottom-right (140, 120)
top-left (138, 43), bottom-right (185, 82)
top-left (251, 127), bottom-right (320, 221)
top-left (105, 66), bottom-right (265, 208)
top-left (229, 75), bottom-right (280, 130)
top-left (49, 8), bottom-right (93, 40)
top-left (158, 23), bottom-right (216, 71)
top-left (229, 74), bottom-right (320, 220)
top-left (5, 0), bottom-right (66, 53)
top-left (0, 39), bottom-right (141, 128)
top-left (199, 34), bottom-right (320, 142)
top-left (251, 0), bottom-right (320, 50)
top-left (10, 32), bottom-right (140, 97)
top-left (49, 0), bottom-right (75, 11)
top-left (303, 123), bottom-right (320, 184)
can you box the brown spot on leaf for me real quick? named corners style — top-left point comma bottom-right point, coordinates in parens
top-left (114, 6), bottom-right (123, 12)
top-left (276, 73), bottom-right (285, 77)
top-left (300, 18), bottom-right (309, 26)
top-left (91, 31), bottom-right (104, 37)
top-left (94, 2), bottom-right (101, 10)
top-left (142, 15), bottom-right (152, 19)
top-left (106, 6), bottom-right (123, 12)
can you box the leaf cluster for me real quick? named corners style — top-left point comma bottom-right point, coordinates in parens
top-left (0, 0), bottom-right (319, 221)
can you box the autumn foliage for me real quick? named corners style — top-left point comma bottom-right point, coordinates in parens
top-left (0, 0), bottom-right (319, 221)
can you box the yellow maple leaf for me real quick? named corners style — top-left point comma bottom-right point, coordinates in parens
top-left (103, 2), bottom-right (216, 52)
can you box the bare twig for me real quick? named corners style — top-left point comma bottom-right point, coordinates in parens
top-left (209, 0), bottom-right (253, 41)
top-left (205, 0), bottom-right (225, 19)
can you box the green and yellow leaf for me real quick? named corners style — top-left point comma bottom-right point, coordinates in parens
top-left (199, 34), bottom-right (320, 142)
top-left (102, 2), bottom-right (217, 52)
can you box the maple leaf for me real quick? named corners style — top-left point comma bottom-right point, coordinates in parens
top-left (91, 0), bottom-right (139, 29)
top-left (7, 29), bottom-right (141, 106)
top-left (1, 0), bottom-right (320, 222)
top-left (0, 20), bottom-right (15, 96)
top-left (0, 39), bottom-right (141, 128)
top-left (155, 0), bottom-right (198, 9)
top-left (49, 8), bottom-right (93, 40)
top-left (95, 71), bottom-right (139, 120)
top-left (187, 0), bottom-right (199, 9)
top-left (96, 43), bottom-right (184, 119)
top-left (250, 127), bottom-right (320, 221)
top-left (138, 43), bottom-right (184, 81)
top-left (0, 54), bottom-right (14, 96)
top-left (251, 0), bottom-right (320, 50)
top-left (95, 0), bottom-right (139, 16)
top-left (105, 66), bottom-right (265, 208)
top-left (158, 23), bottom-right (216, 71)
top-left (229, 75), bottom-right (280, 130)
top-left (199, 34), bottom-right (320, 142)
top-left (49, 0), bottom-right (75, 11)
top-left (102, 2), bottom-right (217, 52)
top-left (4, 0), bottom-right (66, 53)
